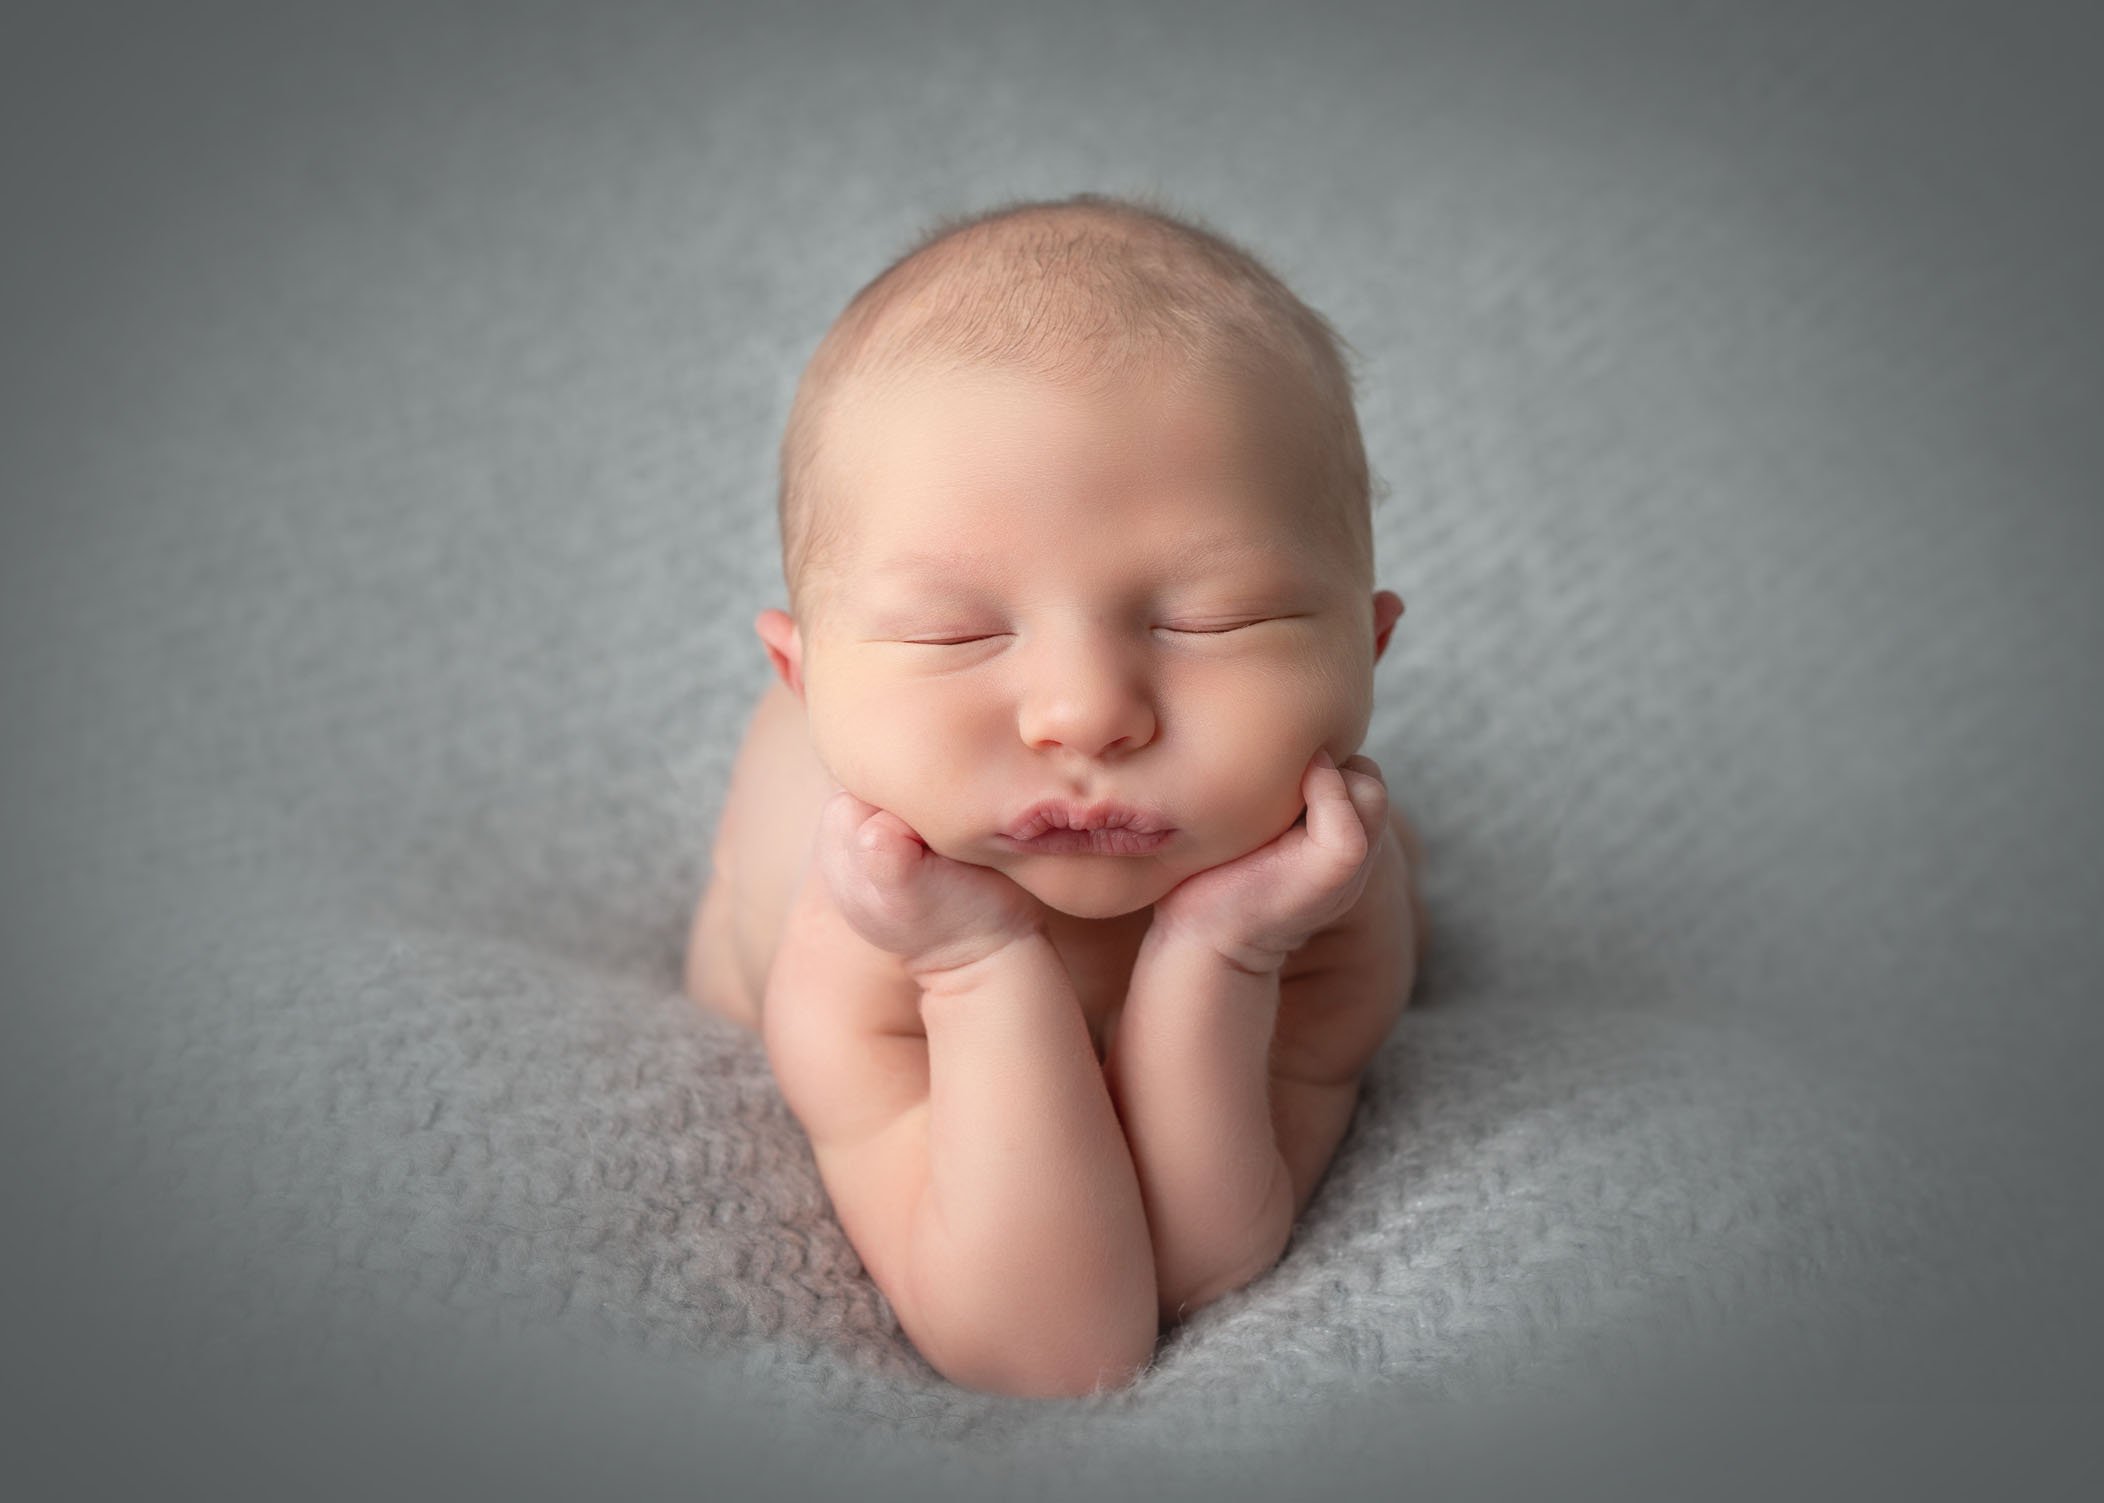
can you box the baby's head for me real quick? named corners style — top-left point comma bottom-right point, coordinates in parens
top-left (756, 192), bottom-right (1404, 921)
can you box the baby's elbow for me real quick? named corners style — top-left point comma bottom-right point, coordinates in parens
top-left (932, 1324), bottom-right (1158, 1399)
top-left (1161, 1256), bottom-right (1276, 1330)
top-left (908, 1261), bottom-right (1160, 1399)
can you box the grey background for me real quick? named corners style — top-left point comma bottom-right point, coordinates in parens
top-left (5, 0), bottom-right (2101, 1496)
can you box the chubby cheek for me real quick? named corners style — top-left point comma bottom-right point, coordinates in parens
top-left (1181, 736), bottom-right (1312, 861)
top-left (803, 674), bottom-right (984, 844)
top-left (1177, 665), bottom-right (1365, 851)
top-left (805, 644), bottom-right (1373, 861)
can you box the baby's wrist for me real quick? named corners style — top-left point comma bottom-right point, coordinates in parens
top-left (907, 921), bottom-right (1056, 996)
top-left (1143, 912), bottom-right (1292, 978)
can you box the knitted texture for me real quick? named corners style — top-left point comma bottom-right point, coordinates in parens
top-left (9, 2), bottom-right (2101, 1494)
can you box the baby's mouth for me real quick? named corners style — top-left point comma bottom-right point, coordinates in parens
top-left (1003, 799), bottom-right (1172, 840)
top-left (996, 827), bottom-right (1174, 857)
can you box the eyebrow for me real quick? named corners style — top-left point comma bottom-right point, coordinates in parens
top-left (868, 533), bottom-right (1309, 581)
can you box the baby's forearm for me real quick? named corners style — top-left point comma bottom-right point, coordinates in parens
top-left (910, 933), bottom-right (1159, 1396)
top-left (1103, 929), bottom-right (1294, 1325)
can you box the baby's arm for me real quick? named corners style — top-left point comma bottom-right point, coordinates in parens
top-left (1105, 753), bottom-right (1404, 1325)
top-left (1105, 935), bottom-right (1300, 1325)
top-left (773, 795), bottom-right (1158, 1398)
top-left (907, 934), bottom-right (1159, 1390)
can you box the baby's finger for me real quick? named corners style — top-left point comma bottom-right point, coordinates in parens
top-left (1301, 751), bottom-right (1373, 863)
top-left (855, 808), bottom-right (926, 856)
top-left (1343, 773), bottom-right (1388, 838)
top-left (818, 788), bottom-right (879, 852)
top-left (818, 792), bottom-right (922, 885)
top-left (1339, 755), bottom-right (1388, 834)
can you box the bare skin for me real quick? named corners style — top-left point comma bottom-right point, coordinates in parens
top-left (683, 359), bottom-right (1428, 1396)
top-left (688, 676), bottom-right (1423, 1065)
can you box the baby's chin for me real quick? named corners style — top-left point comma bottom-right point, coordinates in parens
top-left (999, 856), bottom-right (1181, 921)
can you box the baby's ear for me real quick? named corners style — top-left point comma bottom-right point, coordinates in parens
top-left (754, 609), bottom-right (805, 699)
top-left (1372, 591), bottom-right (1405, 662)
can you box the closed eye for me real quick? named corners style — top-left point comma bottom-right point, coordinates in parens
top-left (1160, 619), bottom-right (1271, 635)
top-left (899, 619), bottom-right (1281, 645)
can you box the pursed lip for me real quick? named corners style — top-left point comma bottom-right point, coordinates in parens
top-left (1003, 799), bottom-right (1172, 840)
top-left (996, 827), bottom-right (1174, 857)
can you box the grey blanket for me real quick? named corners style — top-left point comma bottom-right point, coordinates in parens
top-left (9, 3), bottom-right (2100, 1497)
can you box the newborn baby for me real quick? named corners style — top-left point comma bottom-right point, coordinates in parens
top-left (685, 193), bottom-right (1426, 1398)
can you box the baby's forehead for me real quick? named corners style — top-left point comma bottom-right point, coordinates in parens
top-left (830, 502), bottom-right (1346, 596)
top-left (836, 355), bottom-right (1321, 474)
top-left (795, 353), bottom-right (1359, 600)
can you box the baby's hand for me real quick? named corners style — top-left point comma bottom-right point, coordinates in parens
top-left (1150, 752), bottom-right (1389, 975)
top-left (815, 789), bottom-right (1048, 983)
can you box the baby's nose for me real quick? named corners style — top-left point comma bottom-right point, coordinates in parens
top-left (1017, 674), bottom-right (1155, 759)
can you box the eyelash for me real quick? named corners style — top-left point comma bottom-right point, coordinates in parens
top-left (907, 621), bottom-right (1268, 646)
